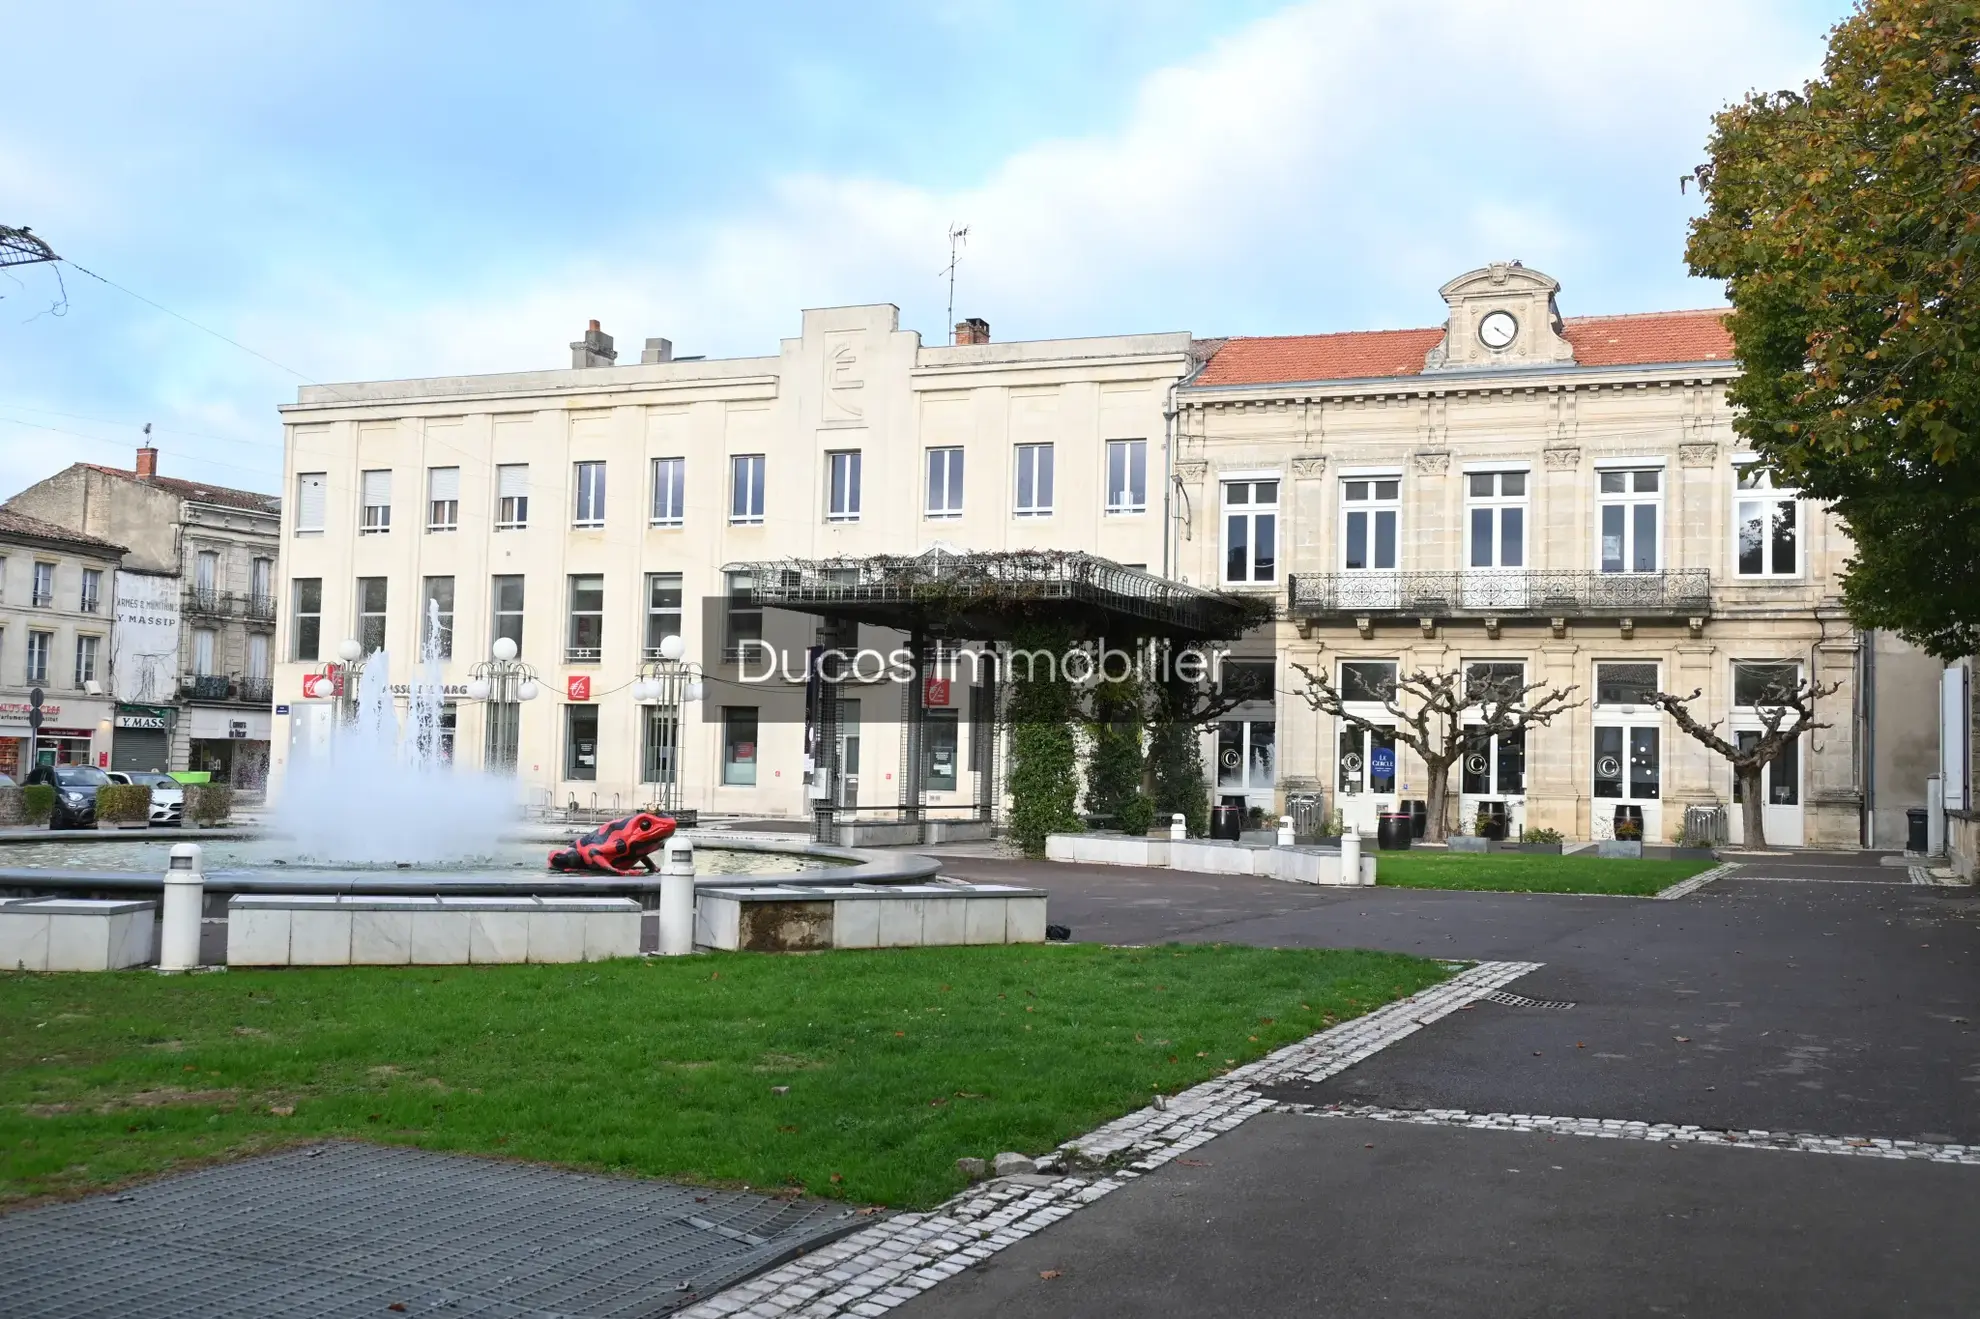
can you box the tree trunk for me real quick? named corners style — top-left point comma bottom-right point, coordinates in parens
top-left (1423, 763), bottom-right (1451, 843)
top-left (1736, 765), bottom-right (1768, 849)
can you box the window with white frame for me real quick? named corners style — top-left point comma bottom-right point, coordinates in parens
top-left (731, 454), bottom-right (766, 525)
top-left (193, 628), bottom-right (217, 676)
top-left (80, 568), bottom-right (102, 614)
top-left (566, 574), bottom-right (604, 662)
top-left (495, 464), bottom-right (529, 529)
top-left (572, 460), bottom-right (607, 528)
top-left (359, 469), bottom-right (392, 533)
top-left (1597, 468), bottom-right (1661, 572)
top-left (1106, 439), bottom-right (1147, 514)
top-left (490, 575), bottom-right (525, 652)
top-left (827, 450), bottom-right (862, 522)
top-left (356, 577), bottom-right (388, 654)
top-left (1734, 463), bottom-right (1798, 576)
top-left (1222, 479), bottom-right (1279, 584)
top-left (194, 550), bottom-right (217, 599)
top-left (650, 456), bottom-right (685, 527)
top-left (25, 630), bottom-right (49, 683)
top-left (74, 634), bottom-right (99, 688)
top-left (31, 560), bottom-right (53, 606)
top-left (291, 578), bottom-right (322, 661)
top-left (420, 576), bottom-right (454, 659)
top-left (1341, 477), bottom-right (1400, 570)
top-left (1014, 443), bottom-right (1053, 517)
top-left (926, 447), bottom-right (964, 518)
top-left (427, 466), bottom-right (460, 531)
top-left (1465, 471), bottom-right (1527, 568)
top-left (643, 573), bottom-right (683, 659)
top-left (295, 472), bottom-right (327, 534)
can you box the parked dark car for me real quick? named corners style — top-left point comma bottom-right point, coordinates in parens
top-left (24, 764), bottom-right (111, 829)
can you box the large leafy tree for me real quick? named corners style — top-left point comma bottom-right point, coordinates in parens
top-left (1687, 0), bottom-right (1980, 658)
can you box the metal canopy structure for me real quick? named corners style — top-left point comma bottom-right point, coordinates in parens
top-left (0, 226), bottom-right (59, 269)
top-left (729, 547), bottom-right (1271, 641)
top-left (724, 548), bottom-right (1273, 846)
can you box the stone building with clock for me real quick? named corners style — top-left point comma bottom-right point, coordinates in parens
top-left (1174, 262), bottom-right (1939, 848)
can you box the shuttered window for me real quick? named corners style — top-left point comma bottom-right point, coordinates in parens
top-left (427, 466), bottom-right (460, 530)
top-left (496, 464), bottom-right (529, 529)
top-left (360, 469), bottom-right (392, 533)
top-left (296, 472), bottom-right (327, 533)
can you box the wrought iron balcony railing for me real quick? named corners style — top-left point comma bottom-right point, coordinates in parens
top-left (1288, 570), bottom-right (1711, 620)
top-left (245, 594), bottom-right (277, 622)
top-left (181, 674), bottom-right (233, 701)
top-left (237, 677), bottom-right (273, 705)
top-left (185, 587), bottom-right (232, 616)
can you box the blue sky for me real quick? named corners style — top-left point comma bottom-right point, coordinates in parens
top-left (2, 0), bottom-right (1851, 499)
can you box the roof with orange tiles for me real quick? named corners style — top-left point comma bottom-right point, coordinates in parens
top-left (1189, 308), bottom-right (1732, 389)
top-left (78, 464), bottom-right (280, 514)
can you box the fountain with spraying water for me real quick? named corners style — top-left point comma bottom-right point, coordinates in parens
top-left (272, 602), bottom-right (520, 865)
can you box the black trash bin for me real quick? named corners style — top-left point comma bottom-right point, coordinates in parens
top-left (1404, 799), bottom-right (1428, 839)
top-left (1907, 807), bottom-right (1930, 854)
top-left (1377, 811), bottom-right (1414, 851)
top-left (1613, 803), bottom-right (1645, 841)
top-left (1210, 804), bottom-right (1244, 841)
top-left (1478, 800), bottom-right (1509, 841)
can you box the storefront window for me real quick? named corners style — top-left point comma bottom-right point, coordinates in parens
top-left (565, 703), bottom-right (599, 780)
top-left (723, 707), bottom-right (759, 786)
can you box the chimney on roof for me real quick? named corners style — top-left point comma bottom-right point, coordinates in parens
top-left (953, 317), bottom-right (990, 346)
top-left (640, 337), bottom-right (674, 364)
top-left (135, 425), bottom-right (158, 479)
top-left (570, 319), bottom-right (617, 368)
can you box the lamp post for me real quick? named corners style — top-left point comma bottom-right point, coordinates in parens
top-left (335, 637), bottom-right (367, 725)
top-left (466, 637), bottom-right (539, 771)
top-left (632, 633), bottom-right (704, 814)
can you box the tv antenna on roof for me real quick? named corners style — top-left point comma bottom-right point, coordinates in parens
top-left (941, 224), bottom-right (969, 338)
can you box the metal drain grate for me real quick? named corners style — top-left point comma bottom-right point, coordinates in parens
top-left (1481, 989), bottom-right (1577, 1010)
top-left (0, 1142), bottom-right (864, 1318)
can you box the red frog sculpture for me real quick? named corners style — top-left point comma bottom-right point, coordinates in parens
top-left (547, 812), bottom-right (678, 875)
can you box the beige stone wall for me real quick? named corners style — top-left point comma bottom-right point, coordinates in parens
top-left (1179, 364), bottom-right (1871, 844)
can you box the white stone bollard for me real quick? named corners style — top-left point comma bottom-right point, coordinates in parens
top-left (657, 835), bottom-right (696, 956)
top-left (1277, 815), bottom-right (1295, 847)
top-left (159, 842), bottom-right (203, 973)
top-left (1341, 825), bottom-right (1364, 887)
top-left (1169, 813), bottom-right (1186, 842)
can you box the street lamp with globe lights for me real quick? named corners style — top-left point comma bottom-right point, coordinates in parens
top-left (335, 637), bottom-right (367, 723)
top-left (466, 636), bottom-right (539, 771)
top-left (634, 633), bottom-right (704, 813)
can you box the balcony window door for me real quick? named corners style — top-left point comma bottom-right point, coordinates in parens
top-left (827, 450), bottom-right (862, 523)
top-left (1463, 471), bottom-right (1528, 609)
top-left (573, 461), bottom-right (607, 529)
top-left (490, 575), bottom-right (524, 654)
top-left (30, 561), bottom-right (52, 607)
top-left (926, 447), bottom-right (964, 519)
top-left (1339, 477), bottom-right (1401, 609)
top-left (194, 551), bottom-right (219, 610)
top-left (1597, 468), bottom-right (1661, 574)
top-left (420, 576), bottom-right (455, 659)
top-left (643, 573), bottom-right (684, 659)
top-left (731, 454), bottom-right (766, 525)
top-left (650, 457), bottom-right (685, 528)
top-left (356, 577), bottom-right (388, 654)
top-left (193, 628), bottom-right (217, 676)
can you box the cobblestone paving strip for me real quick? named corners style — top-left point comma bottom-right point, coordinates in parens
top-left (674, 960), bottom-right (1541, 1319)
top-left (1278, 1103), bottom-right (1980, 1166)
top-left (1652, 862), bottom-right (1740, 900)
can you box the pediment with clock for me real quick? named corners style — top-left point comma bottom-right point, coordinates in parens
top-left (1422, 261), bottom-right (1578, 373)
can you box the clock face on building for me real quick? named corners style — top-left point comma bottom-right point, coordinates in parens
top-left (1478, 310), bottom-right (1518, 350)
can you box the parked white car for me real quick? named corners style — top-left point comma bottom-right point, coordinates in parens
top-left (105, 770), bottom-right (185, 826)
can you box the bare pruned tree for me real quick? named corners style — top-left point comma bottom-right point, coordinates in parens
top-left (1292, 665), bottom-right (1582, 842)
top-left (1650, 678), bottom-right (1839, 849)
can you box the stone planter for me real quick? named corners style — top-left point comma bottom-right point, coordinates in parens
top-left (1046, 832), bottom-right (1171, 867)
top-left (1507, 842), bottom-right (1564, 855)
top-left (1596, 839), bottom-right (1644, 859)
top-left (1446, 836), bottom-right (1500, 853)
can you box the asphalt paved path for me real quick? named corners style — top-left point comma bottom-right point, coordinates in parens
top-left (898, 852), bottom-right (1980, 1316)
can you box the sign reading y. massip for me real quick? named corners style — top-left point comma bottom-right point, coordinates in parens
top-left (110, 570), bottom-right (182, 705)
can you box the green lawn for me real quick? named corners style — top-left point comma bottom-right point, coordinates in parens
top-left (1375, 850), bottom-right (1715, 895)
top-left (1, 944), bottom-right (1450, 1211)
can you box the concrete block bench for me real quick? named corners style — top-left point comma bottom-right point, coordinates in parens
top-left (1047, 833), bottom-right (1376, 886)
top-left (226, 895), bottom-right (642, 967)
top-left (0, 896), bottom-right (156, 971)
top-left (1045, 833), bottom-right (1172, 867)
top-left (694, 882), bottom-right (1048, 953)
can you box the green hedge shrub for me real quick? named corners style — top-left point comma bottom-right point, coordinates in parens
top-left (95, 784), bottom-right (152, 824)
top-left (185, 783), bottom-right (234, 826)
top-left (21, 784), bottom-right (56, 826)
